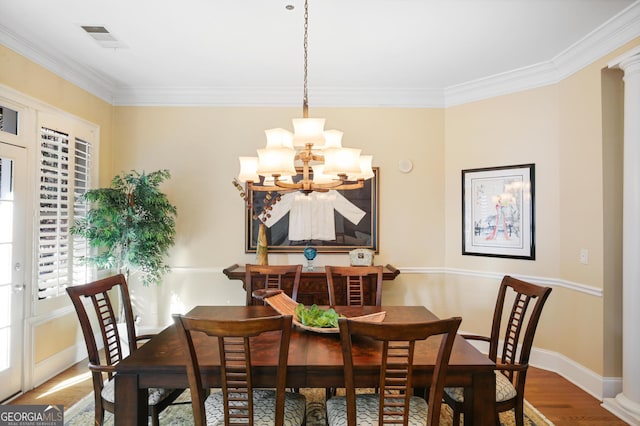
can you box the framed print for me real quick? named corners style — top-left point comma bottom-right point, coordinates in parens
top-left (462, 164), bottom-right (535, 260)
top-left (245, 168), bottom-right (379, 253)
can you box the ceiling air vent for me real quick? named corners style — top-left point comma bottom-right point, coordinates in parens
top-left (81, 25), bottom-right (127, 48)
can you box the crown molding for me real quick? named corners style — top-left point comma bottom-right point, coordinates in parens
top-left (111, 86), bottom-right (446, 108)
top-left (444, 0), bottom-right (640, 107)
top-left (2, 1), bottom-right (639, 108)
top-left (111, 86), bottom-right (302, 107)
top-left (0, 26), bottom-right (116, 104)
top-left (399, 266), bottom-right (602, 297)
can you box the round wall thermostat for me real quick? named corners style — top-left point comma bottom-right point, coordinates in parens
top-left (398, 159), bottom-right (413, 173)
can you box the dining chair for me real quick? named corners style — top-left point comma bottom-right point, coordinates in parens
top-left (443, 275), bottom-right (552, 426)
top-left (66, 274), bottom-right (183, 426)
top-left (172, 313), bottom-right (307, 426)
top-left (325, 265), bottom-right (383, 307)
top-left (245, 264), bottom-right (303, 306)
top-left (326, 316), bottom-right (461, 426)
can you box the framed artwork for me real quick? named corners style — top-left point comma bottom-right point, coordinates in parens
top-left (462, 164), bottom-right (535, 260)
top-left (245, 168), bottom-right (379, 253)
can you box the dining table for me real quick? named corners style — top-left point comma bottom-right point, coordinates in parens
top-left (114, 305), bottom-right (496, 425)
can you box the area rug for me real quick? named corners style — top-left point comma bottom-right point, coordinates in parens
top-left (64, 388), bottom-right (553, 425)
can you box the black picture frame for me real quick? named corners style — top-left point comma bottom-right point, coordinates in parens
top-left (245, 168), bottom-right (379, 253)
top-left (462, 164), bottom-right (535, 260)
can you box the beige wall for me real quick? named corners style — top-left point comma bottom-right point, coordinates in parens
top-left (0, 44), bottom-right (114, 186)
top-left (438, 38), bottom-right (639, 376)
top-left (112, 106), bottom-right (447, 324)
top-left (112, 106), bottom-right (445, 268)
top-left (601, 67), bottom-right (625, 378)
top-left (33, 315), bottom-right (79, 364)
top-left (3, 36), bottom-right (640, 384)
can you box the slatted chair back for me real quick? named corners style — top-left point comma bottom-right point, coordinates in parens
top-left (489, 275), bottom-right (552, 390)
top-left (173, 314), bottom-right (294, 426)
top-left (245, 264), bottom-right (303, 305)
top-left (338, 316), bottom-right (461, 426)
top-left (443, 275), bottom-right (553, 426)
top-left (67, 274), bottom-right (183, 426)
top-left (325, 265), bottom-right (383, 307)
top-left (66, 275), bottom-right (135, 391)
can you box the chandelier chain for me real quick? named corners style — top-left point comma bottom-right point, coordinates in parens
top-left (303, 0), bottom-right (309, 118)
top-left (234, 0), bottom-right (371, 196)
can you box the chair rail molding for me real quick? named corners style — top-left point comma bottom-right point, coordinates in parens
top-left (394, 266), bottom-right (603, 298)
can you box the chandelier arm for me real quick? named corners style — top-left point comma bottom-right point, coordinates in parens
top-left (313, 180), bottom-right (365, 191)
top-left (247, 182), bottom-right (300, 193)
top-left (247, 179), bottom-right (363, 193)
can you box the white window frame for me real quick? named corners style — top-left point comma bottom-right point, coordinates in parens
top-left (1, 84), bottom-right (101, 391)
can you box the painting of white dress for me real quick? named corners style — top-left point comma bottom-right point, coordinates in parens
top-left (462, 164), bottom-right (535, 260)
top-left (263, 191), bottom-right (365, 241)
top-left (246, 168), bottom-right (378, 253)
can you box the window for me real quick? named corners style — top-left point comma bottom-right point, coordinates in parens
top-left (0, 106), bottom-right (19, 135)
top-left (36, 116), bottom-right (96, 299)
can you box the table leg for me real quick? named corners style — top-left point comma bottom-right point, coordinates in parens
top-left (115, 372), bottom-right (148, 425)
top-left (465, 370), bottom-right (496, 426)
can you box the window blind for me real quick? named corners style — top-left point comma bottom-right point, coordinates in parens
top-left (37, 127), bottom-right (92, 299)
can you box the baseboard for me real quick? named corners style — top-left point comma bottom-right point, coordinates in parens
top-left (528, 347), bottom-right (608, 400)
top-left (602, 397), bottom-right (640, 425)
top-left (463, 337), bottom-right (620, 402)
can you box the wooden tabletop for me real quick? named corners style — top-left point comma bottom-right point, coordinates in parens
top-left (115, 305), bottom-right (495, 425)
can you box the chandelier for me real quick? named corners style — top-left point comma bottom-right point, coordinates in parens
top-left (235, 0), bottom-right (374, 195)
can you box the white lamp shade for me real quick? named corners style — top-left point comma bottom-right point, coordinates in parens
top-left (257, 148), bottom-right (297, 177)
top-left (292, 118), bottom-right (326, 147)
top-left (312, 164), bottom-right (337, 184)
top-left (349, 155), bottom-right (374, 180)
top-left (322, 129), bottom-right (343, 149)
top-left (265, 128), bottom-right (294, 149)
top-left (323, 148), bottom-right (362, 176)
top-left (238, 157), bottom-right (260, 182)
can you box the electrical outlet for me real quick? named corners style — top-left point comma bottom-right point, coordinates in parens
top-left (579, 249), bottom-right (589, 265)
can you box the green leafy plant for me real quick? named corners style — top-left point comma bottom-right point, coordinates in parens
top-left (71, 169), bottom-right (177, 286)
top-left (294, 303), bottom-right (343, 328)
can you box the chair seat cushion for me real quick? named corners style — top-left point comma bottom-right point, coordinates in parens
top-left (203, 389), bottom-right (306, 426)
top-left (444, 370), bottom-right (517, 403)
top-left (326, 393), bottom-right (428, 426)
top-left (101, 379), bottom-right (175, 406)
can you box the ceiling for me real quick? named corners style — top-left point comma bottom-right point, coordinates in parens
top-left (1, 0), bottom-right (639, 107)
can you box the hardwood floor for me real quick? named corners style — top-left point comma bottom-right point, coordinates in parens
top-left (524, 367), bottom-right (628, 425)
top-left (6, 360), bottom-right (92, 409)
top-left (5, 362), bottom-right (628, 425)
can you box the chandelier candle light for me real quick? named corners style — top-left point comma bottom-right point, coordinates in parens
top-left (235, 0), bottom-right (374, 195)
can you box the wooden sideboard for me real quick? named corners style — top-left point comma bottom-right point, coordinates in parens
top-left (223, 264), bottom-right (400, 306)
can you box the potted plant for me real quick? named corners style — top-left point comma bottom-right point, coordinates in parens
top-left (71, 169), bottom-right (177, 286)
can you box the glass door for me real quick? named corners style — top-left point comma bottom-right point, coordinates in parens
top-left (0, 142), bottom-right (26, 402)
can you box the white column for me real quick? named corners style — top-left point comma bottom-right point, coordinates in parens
top-left (605, 47), bottom-right (640, 425)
